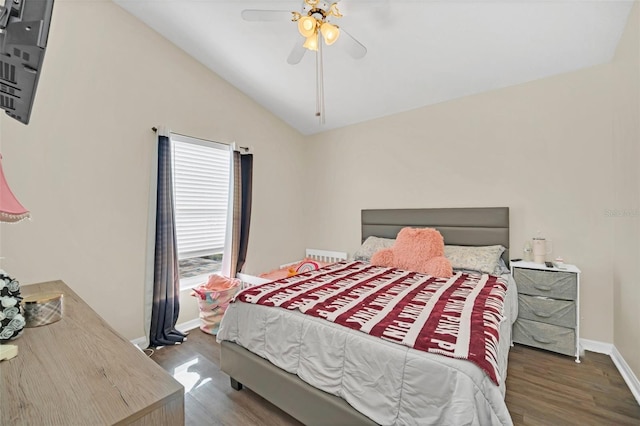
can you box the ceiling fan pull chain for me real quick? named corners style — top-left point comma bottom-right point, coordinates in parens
top-left (320, 39), bottom-right (325, 124)
top-left (315, 47), bottom-right (320, 119)
top-left (316, 39), bottom-right (325, 124)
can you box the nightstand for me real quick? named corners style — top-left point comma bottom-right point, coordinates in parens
top-left (510, 261), bottom-right (581, 362)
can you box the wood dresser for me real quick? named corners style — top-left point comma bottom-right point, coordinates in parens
top-left (0, 280), bottom-right (184, 425)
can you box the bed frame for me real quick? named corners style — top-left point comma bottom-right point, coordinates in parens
top-left (361, 207), bottom-right (510, 266)
top-left (220, 207), bottom-right (510, 426)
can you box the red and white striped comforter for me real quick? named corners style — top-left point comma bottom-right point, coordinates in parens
top-left (235, 261), bottom-right (508, 384)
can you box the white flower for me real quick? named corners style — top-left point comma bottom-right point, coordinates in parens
top-left (0, 310), bottom-right (5, 321)
top-left (7, 280), bottom-right (19, 292)
top-left (8, 316), bottom-right (24, 329)
top-left (0, 296), bottom-right (17, 308)
top-left (4, 307), bottom-right (18, 319)
top-left (0, 326), bottom-right (15, 339)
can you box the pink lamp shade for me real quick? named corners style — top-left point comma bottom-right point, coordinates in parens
top-left (0, 154), bottom-right (30, 223)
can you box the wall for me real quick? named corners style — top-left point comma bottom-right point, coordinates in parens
top-left (0, 1), bottom-right (307, 340)
top-left (612, 2), bottom-right (640, 378)
top-left (304, 65), bottom-right (616, 343)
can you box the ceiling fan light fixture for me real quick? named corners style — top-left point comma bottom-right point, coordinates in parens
top-left (327, 3), bottom-right (342, 18)
top-left (320, 22), bottom-right (340, 45)
top-left (298, 15), bottom-right (317, 38)
top-left (303, 32), bottom-right (319, 51)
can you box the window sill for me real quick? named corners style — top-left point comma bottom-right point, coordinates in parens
top-left (180, 273), bottom-right (214, 291)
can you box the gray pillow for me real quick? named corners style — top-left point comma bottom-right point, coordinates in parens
top-left (353, 236), bottom-right (396, 261)
top-left (444, 245), bottom-right (506, 275)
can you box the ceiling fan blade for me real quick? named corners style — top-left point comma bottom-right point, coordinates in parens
top-left (241, 10), bottom-right (293, 22)
top-left (287, 37), bottom-right (307, 65)
top-left (338, 0), bottom-right (389, 16)
top-left (339, 29), bottom-right (367, 60)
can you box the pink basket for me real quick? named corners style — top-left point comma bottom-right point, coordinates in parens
top-left (192, 281), bottom-right (239, 335)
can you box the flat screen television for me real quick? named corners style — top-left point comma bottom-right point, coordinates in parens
top-left (0, 0), bottom-right (54, 124)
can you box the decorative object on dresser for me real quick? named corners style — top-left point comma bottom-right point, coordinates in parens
top-left (0, 154), bottom-right (31, 356)
top-left (0, 154), bottom-right (31, 223)
top-left (1, 280), bottom-right (184, 425)
top-left (511, 260), bottom-right (581, 362)
top-left (0, 272), bottom-right (25, 343)
top-left (23, 292), bottom-right (63, 327)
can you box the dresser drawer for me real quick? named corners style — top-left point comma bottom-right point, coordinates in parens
top-left (517, 294), bottom-right (576, 328)
top-left (513, 318), bottom-right (576, 356)
top-left (513, 268), bottom-right (577, 300)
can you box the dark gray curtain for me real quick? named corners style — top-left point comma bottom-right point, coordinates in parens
top-left (227, 151), bottom-right (253, 277)
top-left (149, 135), bottom-right (187, 347)
top-left (236, 153), bottom-right (253, 274)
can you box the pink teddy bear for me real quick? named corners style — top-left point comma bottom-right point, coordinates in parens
top-left (370, 227), bottom-right (453, 278)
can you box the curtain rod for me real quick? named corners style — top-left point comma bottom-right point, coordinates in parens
top-left (151, 127), bottom-right (250, 152)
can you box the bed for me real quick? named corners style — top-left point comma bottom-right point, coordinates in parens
top-left (217, 207), bottom-right (514, 425)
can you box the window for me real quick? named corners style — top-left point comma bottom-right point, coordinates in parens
top-left (170, 133), bottom-right (231, 289)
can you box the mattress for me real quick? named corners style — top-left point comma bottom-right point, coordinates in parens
top-left (217, 270), bottom-right (517, 425)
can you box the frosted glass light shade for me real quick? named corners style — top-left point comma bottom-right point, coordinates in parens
top-left (320, 22), bottom-right (340, 45)
top-left (298, 16), bottom-right (317, 38)
top-left (303, 33), bottom-right (319, 51)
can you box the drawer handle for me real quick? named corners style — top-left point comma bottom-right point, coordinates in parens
top-left (532, 335), bottom-right (555, 345)
top-left (533, 311), bottom-right (552, 318)
top-left (533, 285), bottom-right (551, 291)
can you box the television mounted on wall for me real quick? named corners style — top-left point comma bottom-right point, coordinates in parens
top-left (0, 0), bottom-right (54, 124)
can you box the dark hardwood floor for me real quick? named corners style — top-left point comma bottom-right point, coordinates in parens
top-left (150, 329), bottom-right (640, 425)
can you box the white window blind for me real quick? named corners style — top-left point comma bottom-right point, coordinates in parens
top-left (171, 134), bottom-right (231, 261)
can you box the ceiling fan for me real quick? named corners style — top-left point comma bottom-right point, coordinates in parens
top-left (241, 0), bottom-right (367, 65)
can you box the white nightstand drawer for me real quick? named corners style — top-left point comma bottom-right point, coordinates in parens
top-left (517, 294), bottom-right (576, 328)
top-left (513, 268), bottom-right (577, 300)
top-left (513, 318), bottom-right (576, 357)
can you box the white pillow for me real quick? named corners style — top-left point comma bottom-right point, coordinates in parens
top-left (353, 236), bottom-right (395, 261)
top-left (444, 245), bottom-right (506, 275)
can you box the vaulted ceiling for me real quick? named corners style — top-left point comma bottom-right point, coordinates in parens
top-left (114, 1), bottom-right (634, 135)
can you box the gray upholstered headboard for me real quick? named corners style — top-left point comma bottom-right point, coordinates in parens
top-left (361, 207), bottom-right (510, 266)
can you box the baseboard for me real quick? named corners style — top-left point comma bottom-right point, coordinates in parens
top-left (130, 335), bottom-right (147, 349)
top-left (177, 318), bottom-right (201, 334)
top-left (611, 345), bottom-right (640, 404)
top-left (580, 338), bottom-right (640, 404)
top-left (580, 338), bottom-right (613, 355)
top-left (130, 318), bottom-right (202, 349)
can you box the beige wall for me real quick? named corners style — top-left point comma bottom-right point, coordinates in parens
top-left (305, 61), bottom-right (617, 343)
top-left (0, 1), bottom-right (307, 340)
top-left (612, 3), bottom-right (640, 377)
